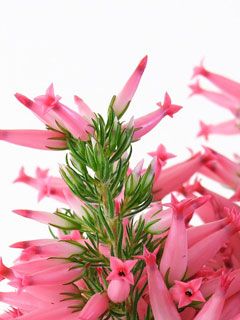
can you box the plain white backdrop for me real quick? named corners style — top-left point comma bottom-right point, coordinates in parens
top-left (0, 0), bottom-right (240, 278)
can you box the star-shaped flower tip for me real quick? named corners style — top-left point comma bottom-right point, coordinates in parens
top-left (34, 84), bottom-right (61, 112)
top-left (106, 257), bottom-right (137, 285)
top-left (157, 92), bottom-right (182, 118)
top-left (171, 278), bottom-right (205, 308)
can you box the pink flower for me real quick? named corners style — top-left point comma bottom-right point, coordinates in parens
top-left (73, 95), bottom-right (95, 123)
top-left (107, 257), bottom-right (137, 303)
top-left (170, 278), bottom-right (205, 308)
top-left (12, 209), bottom-right (76, 229)
top-left (148, 143), bottom-right (175, 179)
top-left (132, 92), bottom-right (182, 140)
top-left (14, 167), bottom-right (85, 215)
top-left (187, 207), bottom-right (240, 277)
top-left (192, 61), bottom-right (240, 101)
top-left (153, 152), bottom-right (203, 200)
top-left (78, 292), bottom-right (109, 320)
top-left (113, 56), bottom-right (148, 117)
top-left (200, 147), bottom-right (240, 190)
top-left (197, 119), bottom-right (240, 140)
top-left (194, 272), bottom-right (234, 320)
top-left (15, 84), bottom-right (93, 140)
top-left (148, 143), bottom-right (175, 166)
top-left (0, 129), bottom-right (66, 150)
top-left (189, 80), bottom-right (239, 116)
top-left (141, 248), bottom-right (181, 320)
top-left (187, 217), bottom-right (227, 247)
top-left (160, 195), bottom-right (210, 283)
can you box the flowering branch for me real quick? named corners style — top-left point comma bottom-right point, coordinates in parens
top-left (1, 57), bottom-right (240, 320)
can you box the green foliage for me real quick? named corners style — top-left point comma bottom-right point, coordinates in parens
top-left (48, 99), bottom-right (156, 319)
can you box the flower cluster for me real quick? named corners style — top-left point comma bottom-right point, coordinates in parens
top-left (190, 61), bottom-right (240, 139)
top-left (0, 57), bottom-right (240, 319)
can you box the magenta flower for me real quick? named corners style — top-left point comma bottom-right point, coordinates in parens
top-left (170, 278), bottom-right (205, 308)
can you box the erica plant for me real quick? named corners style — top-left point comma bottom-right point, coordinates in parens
top-left (0, 57), bottom-right (240, 320)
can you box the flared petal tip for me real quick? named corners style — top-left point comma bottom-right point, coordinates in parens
top-left (191, 60), bottom-right (208, 79)
top-left (138, 55), bottom-right (148, 73)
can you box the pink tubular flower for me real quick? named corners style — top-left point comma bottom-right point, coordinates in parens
top-left (12, 209), bottom-right (77, 229)
top-left (0, 129), bottom-right (66, 150)
top-left (200, 146), bottom-right (240, 190)
top-left (160, 195), bottom-right (209, 283)
top-left (144, 206), bottom-right (172, 234)
top-left (73, 95), bottom-right (95, 123)
top-left (14, 167), bottom-right (86, 214)
top-left (148, 143), bottom-right (175, 179)
top-left (187, 207), bottom-right (240, 277)
top-left (152, 152), bottom-right (203, 200)
top-left (113, 56), bottom-right (148, 117)
top-left (142, 248), bottom-right (181, 320)
top-left (189, 80), bottom-right (239, 116)
top-left (170, 278), bottom-right (205, 308)
top-left (107, 257), bottom-right (137, 303)
top-left (137, 297), bottom-right (148, 320)
top-left (132, 92), bottom-right (182, 140)
top-left (192, 62), bottom-right (240, 101)
top-left (221, 292), bottom-right (240, 320)
top-left (14, 166), bottom-right (67, 203)
top-left (78, 292), bottom-right (109, 320)
top-left (194, 272), bottom-right (234, 320)
top-left (148, 143), bottom-right (175, 166)
top-left (187, 217), bottom-right (227, 247)
top-left (15, 84), bottom-right (93, 140)
top-left (197, 119), bottom-right (240, 140)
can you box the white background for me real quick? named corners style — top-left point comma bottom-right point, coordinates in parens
top-left (0, 0), bottom-right (239, 282)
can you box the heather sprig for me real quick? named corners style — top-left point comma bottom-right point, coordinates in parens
top-left (1, 58), bottom-right (240, 320)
